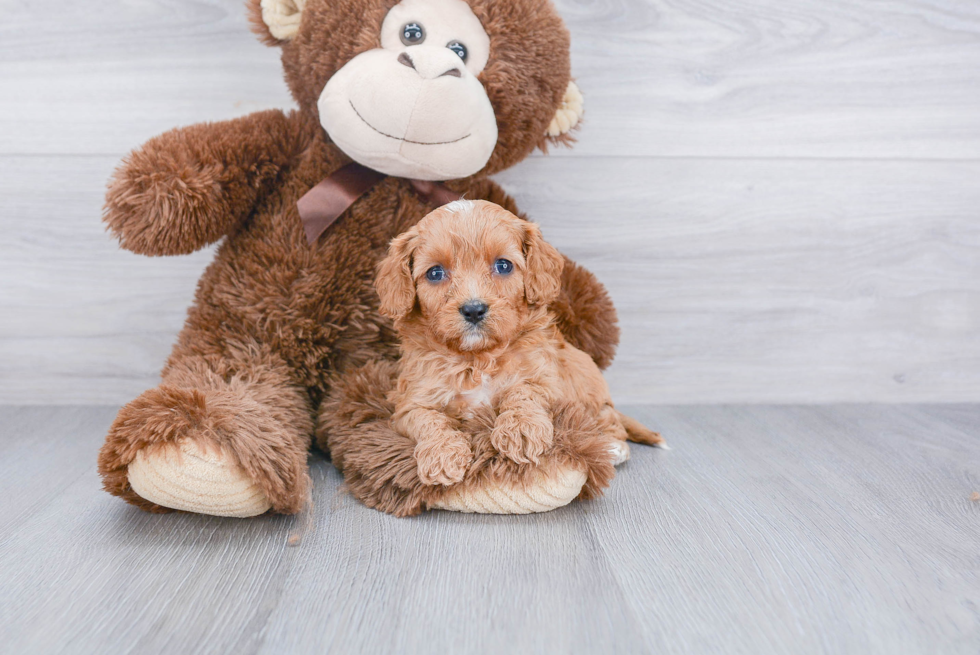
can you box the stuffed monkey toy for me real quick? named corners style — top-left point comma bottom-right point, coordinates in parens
top-left (98, 0), bottom-right (628, 517)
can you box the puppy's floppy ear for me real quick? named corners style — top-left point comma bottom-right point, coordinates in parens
top-left (522, 222), bottom-right (565, 306)
top-left (376, 228), bottom-right (420, 320)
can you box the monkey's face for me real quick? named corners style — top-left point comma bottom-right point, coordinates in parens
top-left (318, 0), bottom-right (497, 181)
top-left (251, 0), bottom-right (579, 179)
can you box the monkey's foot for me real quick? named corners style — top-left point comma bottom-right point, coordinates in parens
top-left (429, 465), bottom-right (588, 514)
top-left (127, 439), bottom-right (271, 518)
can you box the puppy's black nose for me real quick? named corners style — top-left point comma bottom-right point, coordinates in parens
top-left (460, 300), bottom-right (489, 325)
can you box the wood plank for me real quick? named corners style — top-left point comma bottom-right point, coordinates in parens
top-left (3, 155), bottom-right (977, 404)
top-left (0, 0), bottom-right (294, 156)
top-left (0, 405), bottom-right (977, 653)
top-left (589, 404), bottom-right (980, 654)
top-left (0, 155), bottom-right (214, 403)
top-left (1, 0), bottom-right (979, 158)
top-left (0, 406), bottom-right (119, 536)
top-left (496, 156), bottom-right (980, 403)
top-left (562, 0), bottom-right (980, 159)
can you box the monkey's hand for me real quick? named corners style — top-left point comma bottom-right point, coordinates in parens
top-left (104, 109), bottom-right (303, 256)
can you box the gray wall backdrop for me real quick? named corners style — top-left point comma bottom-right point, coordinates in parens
top-left (1, 0), bottom-right (978, 404)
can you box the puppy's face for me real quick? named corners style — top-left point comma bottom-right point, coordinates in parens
top-left (376, 200), bottom-right (564, 352)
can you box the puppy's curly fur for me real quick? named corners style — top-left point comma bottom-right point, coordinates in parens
top-left (376, 200), bottom-right (662, 486)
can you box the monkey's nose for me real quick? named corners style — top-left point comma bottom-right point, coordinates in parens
top-left (397, 52), bottom-right (416, 69)
top-left (398, 47), bottom-right (464, 80)
top-left (459, 300), bottom-right (489, 325)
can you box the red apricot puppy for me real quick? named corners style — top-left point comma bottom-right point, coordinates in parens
top-left (376, 200), bottom-right (663, 486)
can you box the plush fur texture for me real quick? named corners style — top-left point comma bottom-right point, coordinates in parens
top-left (98, 0), bottom-right (622, 515)
top-left (319, 359), bottom-right (621, 517)
top-left (375, 201), bottom-right (651, 488)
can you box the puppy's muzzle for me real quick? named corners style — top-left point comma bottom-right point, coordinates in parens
top-left (459, 300), bottom-right (489, 325)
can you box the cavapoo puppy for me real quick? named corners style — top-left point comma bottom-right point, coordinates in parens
top-left (377, 200), bottom-right (663, 486)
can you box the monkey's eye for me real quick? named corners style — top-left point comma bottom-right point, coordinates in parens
top-left (493, 259), bottom-right (513, 275)
top-left (401, 23), bottom-right (425, 45)
top-left (425, 265), bottom-right (447, 282)
top-left (447, 41), bottom-right (468, 61)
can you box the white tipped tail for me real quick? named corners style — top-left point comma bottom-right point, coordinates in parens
top-left (617, 411), bottom-right (667, 448)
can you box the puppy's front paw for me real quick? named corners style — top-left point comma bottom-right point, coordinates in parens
top-left (491, 409), bottom-right (554, 465)
top-left (414, 433), bottom-right (473, 486)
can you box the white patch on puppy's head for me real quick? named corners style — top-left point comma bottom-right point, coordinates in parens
top-left (443, 199), bottom-right (475, 214)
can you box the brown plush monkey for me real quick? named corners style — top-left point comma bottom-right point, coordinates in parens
top-left (97, 0), bottom-right (626, 517)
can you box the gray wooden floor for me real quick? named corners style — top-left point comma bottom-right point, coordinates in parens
top-left (1, 404), bottom-right (977, 654)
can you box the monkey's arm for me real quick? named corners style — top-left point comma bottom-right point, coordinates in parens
top-left (104, 109), bottom-right (306, 256)
top-left (550, 256), bottom-right (620, 370)
top-left (461, 179), bottom-right (621, 370)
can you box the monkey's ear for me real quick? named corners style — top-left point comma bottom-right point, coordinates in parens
top-left (522, 222), bottom-right (564, 306)
top-left (376, 229), bottom-right (420, 321)
top-left (543, 81), bottom-right (584, 146)
top-left (248, 0), bottom-right (307, 45)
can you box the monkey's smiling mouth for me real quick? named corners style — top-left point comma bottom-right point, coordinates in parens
top-left (350, 101), bottom-right (471, 146)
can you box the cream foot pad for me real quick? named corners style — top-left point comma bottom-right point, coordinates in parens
top-left (128, 439), bottom-right (272, 518)
top-left (430, 466), bottom-right (588, 514)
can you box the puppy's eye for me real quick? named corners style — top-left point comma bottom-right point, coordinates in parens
top-left (425, 265), bottom-right (447, 282)
top-left (447, 41), bottom-right (467, 61)
top-left (401, 23), bottom-right (425, 45)
top-left (493, 259), bottom-right (513, 275)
